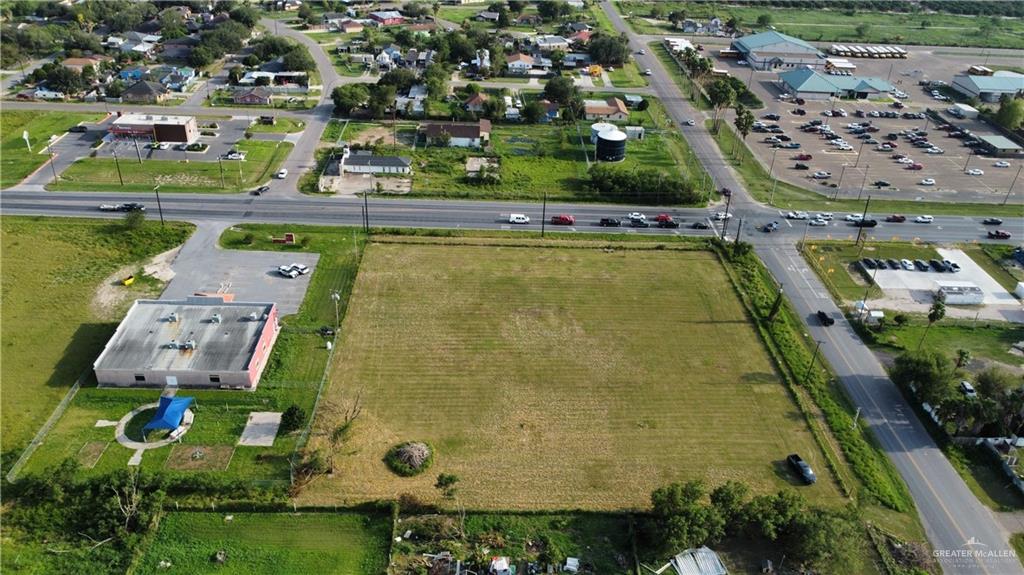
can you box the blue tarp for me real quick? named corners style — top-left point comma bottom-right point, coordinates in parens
top-left (143, 396), bottom-right (193, 431)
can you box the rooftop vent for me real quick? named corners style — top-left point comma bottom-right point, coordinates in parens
top-left (183, 339), bottom-right (197, 350)
top-left (211, 313), bottom-right (222, 324)
top-left (166, 339), bottom-right (178, 349)
top-left (248, 312), bottom-right (259, 321)
top-left (168, 312), bottom-right (179, 323)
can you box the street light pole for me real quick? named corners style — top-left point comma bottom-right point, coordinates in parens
top-left (540, 192), bottom-right (548, 238)
top-left (835, 163), bottom-right (848, 199)
top-left (856, 195), bottom-right (872, 256)
top-left (804, 340), bottom-right (824, 384)
top-left (153, 184), bottom-right (165, 226)
top-left (768, 146), bottom-right (780, 204)
top-left (854, 139), bottom-right (867, 168)
top-left (722, 191), bottom-right (733, 238)
top-left (857, 164), bottom-right (870, 202)
top-left (112, 144), bottom-right (124, 186)
top-left (45, 139), bottom-right (58, 183)
top-left (963, 148), bottom-right (974, 171)
top-left (330, 291), bottom-right (341, 327)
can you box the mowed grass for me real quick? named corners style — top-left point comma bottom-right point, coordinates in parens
top-left (0, 217), bottom-right (193, 455)
top-left (802, 241), bottom-right (941, 301)
top-left (137, 512), bottom-right (390, 575)
top-left (302, 242), bottom-right (843, 510)
top-left (246, 117), bottom-right (306, 134)
top-left (1, 110), bottom-right (106, 188)
top-left (607, 61), bottom-right (649, 88)
top-left (52, 140), bottom-right (292, 193)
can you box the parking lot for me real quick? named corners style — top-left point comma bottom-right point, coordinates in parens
top-left (714, 50), bottom-right (1022, 205)
top-left (96, 117), bottom-right (252, 162)
top-left (870, 247), bottom-right (1016, 306)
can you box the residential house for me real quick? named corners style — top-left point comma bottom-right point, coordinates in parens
top-left (279, 0), bottom-right (302, 11)
top-left (471, 48), bottom-right (490, 71)
top-left (565, 22), bottom-right (591, 34)
top-left (126, 31), bottom-right (162, 44)
top-left (122, 80), bottom-right (170, 103)
top-left (622, 94), bottom-right (644, 107)
top-left (514, 14), bottom-right (541, 26)
top-left (583, 97), bottom-right (629, 121)
top-left (566, 0), bottom-right (585, 8)
top-left (155, 66), bottom-right (196, 91)
top-left (395, 83), bottom-right (427, 116)
top-left (404, 49), bottom-right (435, 68)
top-left (375, 50), bottom-right (395, 70)
top-left (233, 86), bottom-right (273, 105)
top-left (119, 65), bottom-right (149, 82)
top-left (369, 10), bottom-right (404, 26)
top-left (323, 11), bottom-right (348, 26)
top-left (161, 35), bottom-right (198, 60)
top-left (422, 120), bottom-right (492, 148)
top-left (61, 56), bottom-right (111, 73)
top-left (535, 35), bottom-right (569, 52)
top-left (120, 41), bottom-right (157, 58)
top-left (464, 92), bottom-right (488, 113)
top-left (562, 52), bottom-right (592, 68)
top-left (569, 30), bottom-right (591, 45)
top-left (105, 36), bottom-right (126, 49)
top-left (506, 53), bottom-right (535, 75)
top-left (24, 87), bottom-right (66, 100)
top-left (476, 10), bottom-right (500, 22)
top-left (337, 19), bottom-right (364, 33)
top-left (538, 99), bottom-right (560, 123)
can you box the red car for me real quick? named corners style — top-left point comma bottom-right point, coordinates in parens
top-left (885, 214), bottom-right (906, 223)
top-left (795, 154), bottom-right (813, 161)
top-left (655, 213), bottom-right (675, 222)
top-left (988, 230), bottom-right (1012, 239)
top-left (907, 163), bottom-right (923, 170)
top-left (550, 214), bottom-right (575, 225)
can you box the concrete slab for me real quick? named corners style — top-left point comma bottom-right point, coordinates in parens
top-left (871, 248), bottom-right (1017, 305)
top-left (238, 411), bottom-right (281, 447)
top-left (160, 222), bottom-right (319, 315)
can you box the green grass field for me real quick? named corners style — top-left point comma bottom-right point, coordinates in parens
top-left (137, 512), bottom-right (390, 574)
top-left (0, 217), bottom-right (193, 456)
top-left (617, 1), bottom-right (1024, 49)
top-left (607, 61), bottom-right (649, 88)
top-left (651, 44), bottom-right (711, 110)
top-left (867, 319), bottom-right (1024, 368)
top-left (1, 110), bottom-right (106, 188)
top-left (51, 140), bottom-right (293, 193)
top-left (301, 241), bottom-right (843, 510)
top-left (22, 224), bottom-right (366, 480)
top-left (247, 117), bottom-right (306, 134)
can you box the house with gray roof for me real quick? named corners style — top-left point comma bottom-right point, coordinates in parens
top-left (732, 30), bottom-right (824, 70)
top-left (952, 72), bottom-right (1024, 103)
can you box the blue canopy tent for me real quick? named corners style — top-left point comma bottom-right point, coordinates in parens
top-left (143, 396), bottom-right (194, 433)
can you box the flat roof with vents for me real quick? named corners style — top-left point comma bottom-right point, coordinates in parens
top-left (111, 113), bottom-right (196, 127)
top-left (93, 297), bottom-right (276, 374)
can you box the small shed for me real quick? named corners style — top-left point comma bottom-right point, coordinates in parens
top-left (624, 125), bottom-right (645, 140)
top-left (937, 282), bottom-right (984, 305)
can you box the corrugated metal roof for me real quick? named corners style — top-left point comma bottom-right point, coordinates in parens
top-left (955, 73), bottom-right (1024, 93)
top-left (669, 547), bottom-right (728, 575)
top-left (734, 30), bottom-right (818, 54)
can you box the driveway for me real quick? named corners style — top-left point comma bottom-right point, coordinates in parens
top-left (160, 221), bottom-right (319, 316)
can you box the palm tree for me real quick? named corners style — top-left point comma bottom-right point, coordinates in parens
top-left (917, 300), bottom-right (946, 351)
top-left (955, 349), bottom-right (971, 368)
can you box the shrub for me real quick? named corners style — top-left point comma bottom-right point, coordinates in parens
top-left (242, 232), bottom-right (255, 245)
top-left (279, 404), bottom-right (306, 434)
top-left (385, 441), bottom-right (434, 476)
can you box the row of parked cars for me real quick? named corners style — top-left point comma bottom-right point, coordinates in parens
top-left (506, 213), bottom-right (712, 229)
top-left (859, 257), bottom-right (961, 273)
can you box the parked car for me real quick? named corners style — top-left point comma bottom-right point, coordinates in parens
top-left (982, 218), bottom-right (1003, 225)
top-left (960, 380), bottom-right (978, 399)
top-left (599, 217), bottom-right (621, 227)
top-left (886, 259), bottom-right (900, 270)
top-left (276, 168), bottom-right (288, 178)
top-left (550, 214), bottom-right (575, 225)
top-left (763, 113), bottom-right (781, 121)
top-left (69, 125), bottom-right (88, 133)
top-left (900, 259), bottom-right (914, 270)
top-left (914, 215), bottom-right (934, 223)
top-left (966, 168), bottom-right (984, 176)
top-left (988, 230), bottom-right (1012, 239)
top-left (907, 163), bottom-right (924, 170)
top-left (861, 258), bottom-right (876, 270)
top-left (929, 259), bottom-right (947, 272)
top-left (913, 259), bottom-right (930, 271)
top-left (794, 163), bottom-right (810, 170)
top-left (994, 161), bottom-right (1011, 168)
top-left (812, 171), bottom-right (831, 179)
top-left (786, 453), bottom-right (817, 484)
top-left (944, 259), bottom-right (961, 272)
top-left (508, 213), bottom-right (530, 224)
top-left (795, 154), bottom-right (813, 161)
top-left (919, 178), bottom-right (936, 186)
top-left (872, 180), bottom-right (891, 188)
top-left (817, 310), bottom-right (835, 326)
top-left (885, 214), bottom-right (906, 223)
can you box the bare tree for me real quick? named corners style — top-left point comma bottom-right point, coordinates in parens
top-left (111, 469), bottom-right (142, 530)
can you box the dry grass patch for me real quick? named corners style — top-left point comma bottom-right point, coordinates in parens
top-left (76, 441), bottom-right (108, 468)
top-left (164, 445), bottom-right (234, 471)
top-left (302, 242), bottom-right (842, 510)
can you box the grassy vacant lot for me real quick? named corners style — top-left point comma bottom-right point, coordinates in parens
top-left (802, 241), bottom-right (941, 301)
top-left (0, 217), bottom-right (193, 456)
top-left (651, 43), bottom-right (710, 110)
top-left (23, 224), bottom-right (366, 480)
top-left (706, 120), bottom-right (1024, 217)
top-left (965, 245), bottom-right (1024, 293)
top-left (617, 1), bottom-right (1024, 48)
top-left (52, 140), bottom-right (293, 193)
top-left (608, 61), bottom-right (648, 88)
top-left (303, 241), bottom-right (842, 510)
top-left (137, 512), bottom-right (390, 575)
top-left (865, 319), bottom-right (1024, 368)
top-left (246, 117), bottom-right (305, 134)
top-left (1, 110), bottom-right (106, 188)
top-left (411, 123), bottom-right (702, 201)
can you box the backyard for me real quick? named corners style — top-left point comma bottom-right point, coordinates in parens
top-left (301, 240), bottom-right (844, 510)
top-left (0, 217), bottom-right (193, 457)
top-left (51, 140), bottom-right (293, 193)
top-left (137, 512), bottom-right (390, 575)
top-left (0, 110), bottom-right (106, 188)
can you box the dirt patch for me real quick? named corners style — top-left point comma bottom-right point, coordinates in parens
top-left (91, 246), bottom-right (180, 320)
top-left (348, 125), bottom-right (414, 147)
top-left (164, 445), bottom-right (234, 471)
top-left (77, 441), bottom-right (108, 468)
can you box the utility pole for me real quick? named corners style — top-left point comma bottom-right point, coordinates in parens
top-left (854, 139), bottom-right (867, 168)
top-left (217, 157), bottom-right (226, 188)
top-left (153, 184), bottom-right (165, 226)
top-left (363, 189), bottom-right (370, 234)
top-left (1005, 165), bottom-right (1022, 205)
top-left (45, 139), bottom-right (58, 183)
top-left (734, 218), bottom-right (743, 245)
top-left (835, 163), bottom-right (848, 199)
top-left (804, 340), bottom-right (824, 384)
top-left (856, 195), bottom-right (872, 256)
top-left (540, 192), bottom-right (547, 238)
top-left (112, 144), bottom-right (124, 186)
top-left (722, 191), bottom-right (733, 238)
top-left (857, 164), bottom-right (870, 202)
top-left (801, 219), bottom-right (810, 247)
top-left (861, 261), bottom-right (879, 305)
top-left (132, 135), bottom-right (143, 164)
top-left (963, 148), bottom-right (974, 171)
